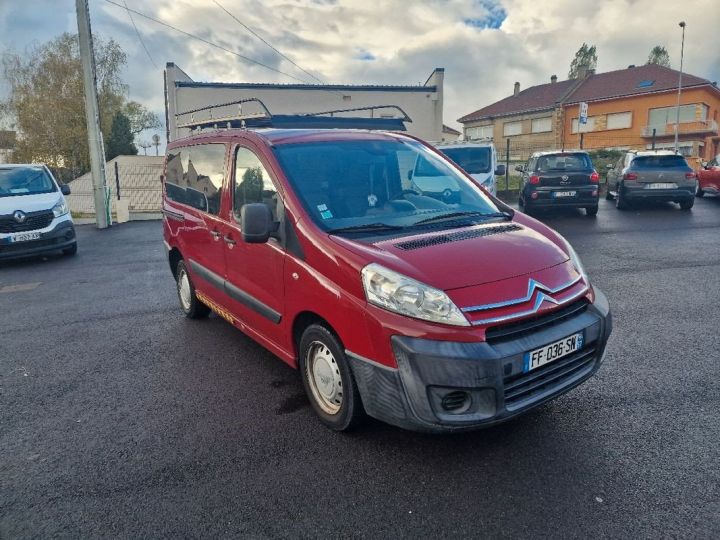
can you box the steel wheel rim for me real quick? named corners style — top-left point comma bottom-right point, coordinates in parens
top-left (305, 341), bottom-right (343, 415)
top-left (178, 269), bottom-right (192, 311)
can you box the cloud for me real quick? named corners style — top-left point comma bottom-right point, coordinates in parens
top-left (1, 0), bottom-right (718, 138)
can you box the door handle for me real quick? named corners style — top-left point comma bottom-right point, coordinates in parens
top-left (210, 230), bottom-right (221, 240)
top-left (223, 235), bottom-right (237, 246)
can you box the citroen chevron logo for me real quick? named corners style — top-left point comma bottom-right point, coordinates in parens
top-left (461, 275), bottom-right (583, 313)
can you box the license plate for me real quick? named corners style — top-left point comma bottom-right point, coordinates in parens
top-left (645, 183), bottom-right (677, 189)
top-left (11, 231), bottom-right (41, 243)
top-left (552, 191), bottom-right (576, 198)
top-left (524, 332), bottom-right (584, 372)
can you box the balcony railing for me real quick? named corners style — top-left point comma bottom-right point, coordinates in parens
top-left (642, 120), bottom-right (718, 137)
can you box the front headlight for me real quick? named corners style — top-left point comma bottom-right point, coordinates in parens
top-left (52, 200), bottom-right (69, 218)
top-left (566, 242), bottom-right (588, 283)
top-left (361, 263), bottom-right (469, 326)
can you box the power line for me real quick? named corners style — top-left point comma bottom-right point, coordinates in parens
top-left (122, 0), bottom-right (158, 69)
top-left (102, 0), bottom-right (311, 84)
top-left (212, 0), bottom-right (326, 86)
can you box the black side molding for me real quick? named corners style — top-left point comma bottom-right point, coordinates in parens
top-left (188, 259), bottom-right (281, 324)
top-left (163, 209), bottom-right (185, 222)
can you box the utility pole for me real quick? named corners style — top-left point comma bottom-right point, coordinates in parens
top-left (76, 0), bottom-right (109, 228)
top-left (674, 21), bottom-right (686, 154)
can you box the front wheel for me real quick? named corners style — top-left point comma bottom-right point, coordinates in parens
top-left (298, 324), bottom-right (364, 431)
top-left (175, 260), bottom-right (210, 319)
top-left (62, 243), bottom-right (77, 256)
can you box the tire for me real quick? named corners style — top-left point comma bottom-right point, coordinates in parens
top-left (519, 196), bottom-right (533, 216)
top-left (585, 205), bottom-right (599, 217)
top-left (175, 260), bottom-right (210, 319)
top-left (696, 183), bottom-right (704, 198)
top-left (679, 198), bottom-right (694, 210)
top-left (298, 324), bottom-right (365, 431)
top-left (62, 243), bottom-right (77, 256)
top-left (605, 178), bottom-right (614, 200)
top-left (615, 184), bottom-right (629, 210)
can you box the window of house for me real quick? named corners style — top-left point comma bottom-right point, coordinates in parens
top-left (465, 125), bottom-right (493, 140)
top-left (164, 144), bottom-right (226, 214)
top-left (503, 121), bottom-right (522, 137)
top-left (648, 104), bottom-right (701, 127)
top-left (606, 112), bottom-right (632, 130)
top-left (234, 147), bottom-right (280, 220)
top-left (571, 116), bottom-right (596, 133)
top-left (531, 117), bottom-right (552, 133)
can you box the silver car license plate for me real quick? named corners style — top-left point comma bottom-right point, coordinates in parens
top-left (645, 183), bottom-right (677, 189)
top-left (553, 191), bottom-right (576, 198)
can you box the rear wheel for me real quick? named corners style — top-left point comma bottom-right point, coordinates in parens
top-left (615, 184), bottom-right (629, 210)
top-left (605, 180), bottom-right (614, 200)
top-left (679, 198), bottom-right (694, 210)
top-left (298, 324), bottom-right (364, 431)
top-left (585, 205), bottom-right (599, 217)
top-left (696, 183), bottom-right (704, 197)
top-left (176, 260), bottom-right (210, 319)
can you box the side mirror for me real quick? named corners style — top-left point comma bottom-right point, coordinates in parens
top-left (240, 203), bottom-right (273, 244)
top-left (494, 164), bottom-right (506, 176)
top-left (60, 184), bottom-right (71, 195)
top-left (514, 165), bottom-right (524, 173)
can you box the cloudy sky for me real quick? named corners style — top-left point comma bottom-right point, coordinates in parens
top-left (1, 0), bottom-right (719, 142)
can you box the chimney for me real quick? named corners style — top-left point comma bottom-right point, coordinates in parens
top-left (513, 82), bottom-right (520, 96)
top-left (551, 75), bottom-right (557, 84)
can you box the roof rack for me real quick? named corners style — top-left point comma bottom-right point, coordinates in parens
top-left (175, 98), bottom-right (412, 132)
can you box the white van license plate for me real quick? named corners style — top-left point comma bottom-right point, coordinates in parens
top-left (553, 191), bottom-right (576, 198)
top-left (11, 232), bottom-right (41, 243)
top-left (524, 332), bottom-right (584, 372)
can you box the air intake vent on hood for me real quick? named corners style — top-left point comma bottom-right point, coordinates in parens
top-left (394, 224), bottom-right (521, 251)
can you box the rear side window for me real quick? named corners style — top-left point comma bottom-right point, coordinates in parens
top-left (535, 153), bottom-right (592, 172)
top-left (165, 144), bottom-right (226, 214)
top-left (631, 155), bottom-right (689, 169)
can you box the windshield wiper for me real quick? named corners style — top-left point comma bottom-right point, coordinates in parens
top-left (413, 210), bottom-right (512, 226)
top-left (328, 222), bottom-right (405, 234)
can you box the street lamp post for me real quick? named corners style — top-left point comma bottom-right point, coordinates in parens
top-left (674, 21), bottom-right (686, 154)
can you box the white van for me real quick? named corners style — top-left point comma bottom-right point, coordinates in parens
top-left (412, 141), bottom-right (505, 197)
top-left (0, 164), bottom-right (77, 260)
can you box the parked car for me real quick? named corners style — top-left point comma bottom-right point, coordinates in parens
top-left (0, 164), bottom-right (76, 260)
top-left (605, 150), bottom-right (696, 210)
top-left (162, 128), bottom-right (612, 433)
top-left (696, 157), bottom-right (720, 197)
top-left (425, 141), bottom-right (505, 196)
top-left (516, 151), bottom-right (600, 217)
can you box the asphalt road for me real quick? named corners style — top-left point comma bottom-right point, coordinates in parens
top-left (2, 198), bottom-right (719, 539)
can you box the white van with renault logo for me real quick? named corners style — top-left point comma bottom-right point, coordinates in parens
top-left (0, 164), bottom-right (77, 260)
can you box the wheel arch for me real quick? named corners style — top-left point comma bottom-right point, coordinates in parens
top-left (168, 247), bottom-right (183, 278)
top-left (291, 311), bottom-right (344, 361)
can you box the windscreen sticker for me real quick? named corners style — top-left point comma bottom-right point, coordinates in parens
top-left (320, 210), bottom-right (333, 219)
top-left (317, 204), bottom-right (328, 211)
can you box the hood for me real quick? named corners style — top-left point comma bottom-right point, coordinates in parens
top-left (330, 220), bottom-right (569, 291)
top-left (0, 191), bottom-right (62, 215)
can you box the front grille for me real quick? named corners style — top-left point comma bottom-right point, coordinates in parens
top-left (485, 299), bottom-right (589, 343)
top-left (0, 211), bottom-right (54, 233)
top-left (395, 224), bottom-right (521, 251)
top-left (0, 237), bottom-right (60, 254)
top-left (503, 346), bottom-right (597, 409)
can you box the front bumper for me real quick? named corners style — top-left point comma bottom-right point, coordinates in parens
top-left (348, 287), bottom-right (612, 433)
top-left (0, 215), bottom-right (76, 260)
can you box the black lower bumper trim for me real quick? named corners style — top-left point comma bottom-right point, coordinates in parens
top-left (0, 220), bottom-right (76, 260)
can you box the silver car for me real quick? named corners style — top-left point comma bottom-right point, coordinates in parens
top-left (606, 150), bottom-right (697, 210)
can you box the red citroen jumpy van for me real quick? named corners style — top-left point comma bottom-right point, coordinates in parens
top-left (162, 119), bottom-right (612, 433)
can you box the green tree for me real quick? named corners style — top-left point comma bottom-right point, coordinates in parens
top-left (1, 33), bottom-right (158, 180)
top-left (123, 101), bottom-right (161, 136)
top-left (568, 43), bottom-right (598, 79)
top-left (106, 111), bottom-right (137, 160)
top-left (647, 45), bottom-right (671, 68)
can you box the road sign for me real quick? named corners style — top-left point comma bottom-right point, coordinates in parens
top-left (579, 102), bottom-right (589, 124)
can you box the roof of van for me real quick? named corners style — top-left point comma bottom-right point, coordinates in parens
top-left (168, 128), bottom-right (412, 148)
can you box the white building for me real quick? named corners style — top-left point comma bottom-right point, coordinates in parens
top-left (164, 63), bottom-right (445, 142)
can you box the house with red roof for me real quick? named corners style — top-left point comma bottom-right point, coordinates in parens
top-left (458, 64), bottom-right (720, 161)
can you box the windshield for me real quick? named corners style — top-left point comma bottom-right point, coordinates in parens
top-left (631, 155), bottom-right (689, 169)
top-left (0, 167), bottom-right (57, 198)
top-left (440, 147), bottom-right (492, 174)
top-left (273, 138), bottom-right (500, 233)
top-left (536, 153), bottom-right (592, 172)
